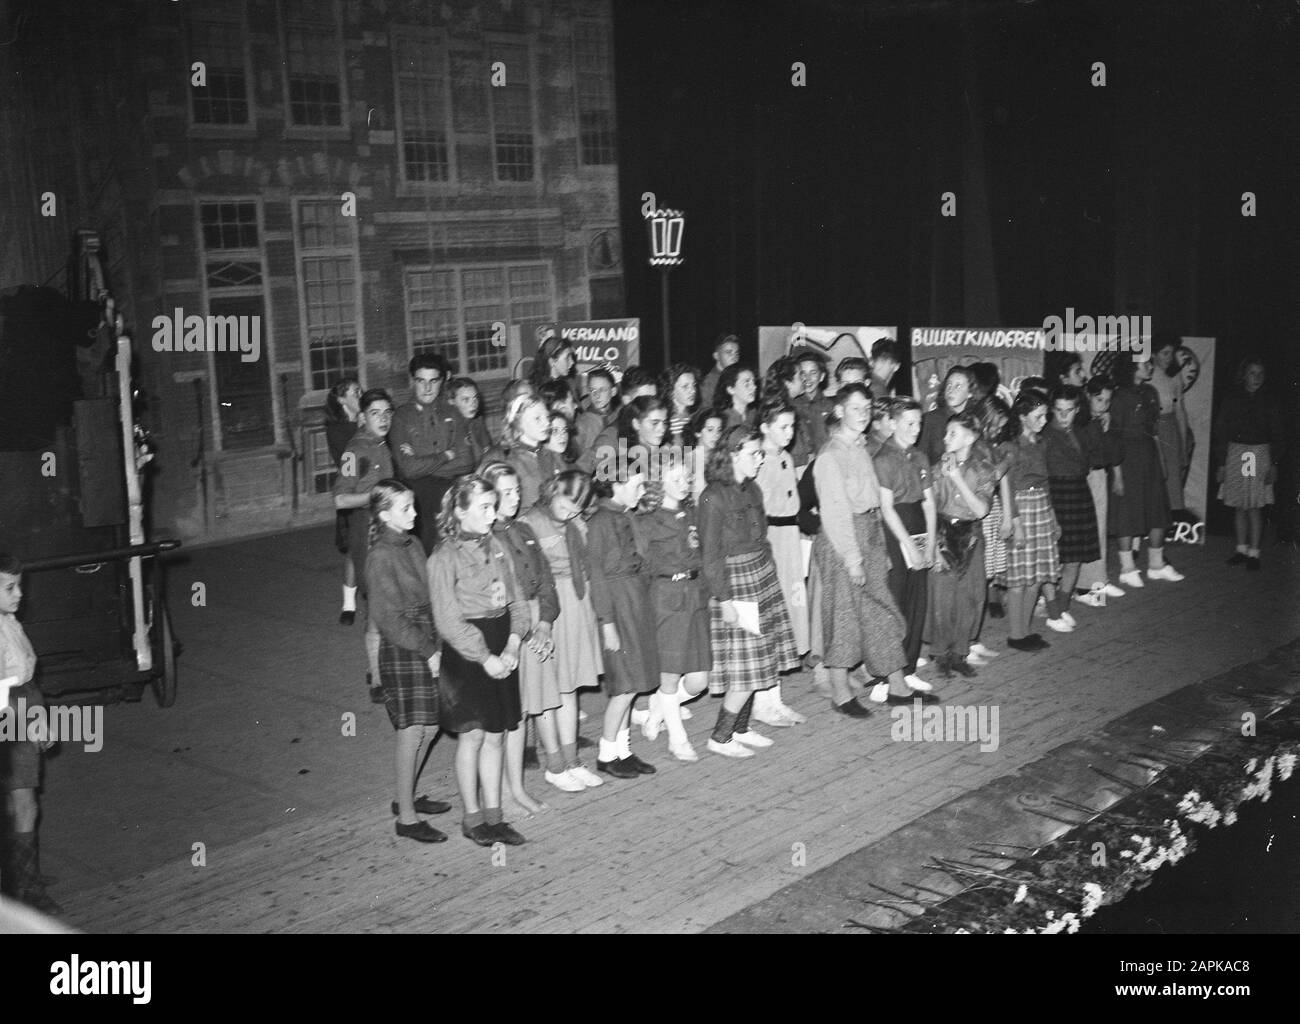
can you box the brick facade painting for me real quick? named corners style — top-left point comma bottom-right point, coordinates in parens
top-left (2, 0), bottom-right (624, 544)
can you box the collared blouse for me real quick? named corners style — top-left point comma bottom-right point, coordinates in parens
top-left (814, 430), bottom-right (883, 575)
top-left (873, 437), bottom-right (931, 504)
top-left (698, 478), bottom-right (769, 601)
top-left (365, 528), bottom-right (439, 659)
top-left (427, 532), bottom-right (528, 663)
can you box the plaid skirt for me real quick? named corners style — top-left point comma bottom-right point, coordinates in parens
top-left (812, 510), bottom-right (907, 676)
top-left (378, 606), bottom-right (439, 730)
top-left (708, 549), bottom-right (800, 695)
top-left (982, 490), bottom-right (1008, 579)
top-left (1220, 442), bottom-right (1275, 508)
top-left (1048, 475), bottom-right (1100, 564)
top-left (1006, 488), bottom-right (1061, 587)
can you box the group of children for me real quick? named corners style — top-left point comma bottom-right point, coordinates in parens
top-left (309, 339), bottom-right (1280, 849)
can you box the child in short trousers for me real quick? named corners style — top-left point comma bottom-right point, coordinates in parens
top-left (0, 553), bottom-right (59, 914)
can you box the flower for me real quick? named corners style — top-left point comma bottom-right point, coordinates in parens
top-left (1278, 752), bottom-right (1296, 782)
top-left (1081, 883), bottom-right (1104, 918)
top-left (1013, 884), bottom-right (1028, 904)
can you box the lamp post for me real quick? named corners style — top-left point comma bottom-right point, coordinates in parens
top-left (645, 206), bottom-right (684, 366)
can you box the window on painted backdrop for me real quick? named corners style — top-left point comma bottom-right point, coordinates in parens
top-left (574, 20), bottom-right (617, 166)
top-left (403, 264), bottom-right (554, 377)
top-left (296, 200), bottom-right (360, 390)
top-left (394, 31), bottom-right (453, 183)
top-left (188, 10), bottom-right (252, 126)
top-left (489, 41), bottom-right (535, 182)
top-left (200, 202), bottom-right (273, 450)
top-left (282, 0), bottom-right (344, 127)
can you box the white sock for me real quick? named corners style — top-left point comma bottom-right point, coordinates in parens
top-left (342, 585), bottom-right (357, 612)
top-left (1118, 550), bottom-right (1136, 572)
top-left (599, 737), bottom-right (621, 762)
top-left (658, 689), bottom-right (688, 746)
top-left (616, 727), bottom-right (632, 759)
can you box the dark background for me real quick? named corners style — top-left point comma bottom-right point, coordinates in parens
top-left (611, 0), bottom-right (1300, 392)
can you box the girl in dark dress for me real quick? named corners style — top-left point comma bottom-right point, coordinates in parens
top-left (1109, 357), bottom-right (1183, 587)
top-left (631, 457), bottom-right (711, 762)
top-left (586, 471), bottom-right (660, 779)
top-left (712, 364), bottom-right (759, 430)
top-left (1216, 356), bottom-right (1285, 570)
top-left (365, 480), bottom-right (451, 844)
top-left (428, 476), bottom-right (530, 847)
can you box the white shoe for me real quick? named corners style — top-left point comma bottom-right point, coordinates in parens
top-left (970, 642), bottom-right (1000, 659)
top-left (905, 674), bottom-right (933, 692)
top-left (776, 701), bottom-right (807, 724)
top-left (1060, 610), bottom-right (1077, 628)
top-left (967, 653), bottom-right (991, 668)
top-left (544, 769), bottom-right (586, 793)
top-left (1147, 564), bottom-right (1185, 582)
top-left (1074, 588), bottom-right (1106, 608)
top-left (567, 762), bottom-right (604, 788)
top-left (916, 656), bottom-right (929, 668)
top-left (1102, 582), bottom-right (1125, 598)
top-left (1118, 569), bottom-right (1145, 589)
top-left (751, 704), bottom-right (796, 728)
top-left (869, 682), bottom-right (890, 703)
top-left (1045, 615), bottom-right (1075, 633)
top-left (733, 729), bottom-right (773, 748)
top-left (669, 739), bottom-right (699, 762)
top-left (708, 737), bottom-right (755, 758)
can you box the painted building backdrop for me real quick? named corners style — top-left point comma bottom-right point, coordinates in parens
top-left (1, 0), bottom-right (625, 543)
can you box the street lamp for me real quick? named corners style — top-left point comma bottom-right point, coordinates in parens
top-left (644, 206), bottom-right (684, 365)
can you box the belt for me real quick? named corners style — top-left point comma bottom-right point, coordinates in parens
top-left (767, 515), bottom-right (799, 527)
top-left (656, 570), bottom-right (699, 582)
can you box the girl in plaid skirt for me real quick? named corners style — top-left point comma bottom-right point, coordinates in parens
top-left (1043, 386), bottom-right (1102, 624)
top-left (1004, 391), bottom-right (1064, 651)
top-left (699, 426), bottom-right (800, 757)
top-left (365, 480), bottom-right (451, 844)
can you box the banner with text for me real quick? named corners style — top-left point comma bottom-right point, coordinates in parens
top-left (909, 326), bottom-right (1047, 411)
top-left (529, 319), bottom-right (641, 379)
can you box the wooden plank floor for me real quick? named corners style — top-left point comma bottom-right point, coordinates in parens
top-left (37, 528), bottom-right (1298, 932)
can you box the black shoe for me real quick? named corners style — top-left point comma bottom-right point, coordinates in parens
top-left (1246, 556), bottom-right (1261, 571)
top-left (833, 698), bottom-right (874, 718)
top-left (987, 601), bottom-right (1005, 619)
top-left (1227, 551), bottom-right (1247, 565)
top-left (621, 753), bottom-right (657, 775)
top-left (391, 796), bottom-right (452, 816)
top-left (395, 820), bottom-right (447, 843)
top-left (948, 657), bottom-right (978, 679)
top-left (1025, 633), bottom-right (1050, 650)
top-left (489, 822), bottom-right (527, 846)
top-left (462, 823), bottom-right (499, 847)
top-left (1007, 636), bottom-right (1039, 652)
top-left (885, 692), bottom-right (940, 705)
top-left (597, 757), bottom-right (641, 779)
top-left (339, 609), bottom-right (356, 626)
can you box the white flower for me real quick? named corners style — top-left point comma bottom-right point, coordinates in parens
top-left (1062, 912), bottom-right (1081, 934)
top-left (1081, 883), bottom-right (1105, 918)
top-left (1003, 927), bottom-right (1020, 934)
top-left (1040, 916), bottom-right (1069, 934)
top-left (954, 928), bottom-right (970, 934)
top-left (1246, 758), bottom-right (1258, 774)
top-left (1277, 753), bottom-right (1296, 782)
top-left (1224, 810), bottom-right (1238, 826)
top-left (1014, 884), bottom-right (1028, 904)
